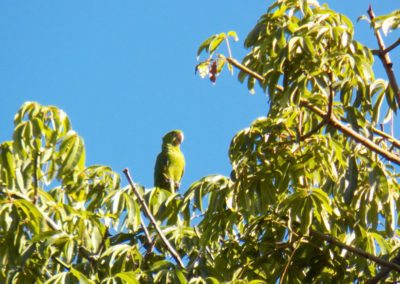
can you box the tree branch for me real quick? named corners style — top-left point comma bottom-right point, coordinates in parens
top-left (372, 38), bottom-right (400, 56)
top-left (122, 168), bottom-right (185, 269)
top-left (272, 217), bottom-right (400, 276)
top-left (310, 229), bottom-right (400, 273)
top-left (224, 56), bottom-right (400, 165)
top-left (368, 250), bottom-right (400, 283)
top-left (279, 240), bottom-right (301, 284)
top-left (372, 127), bottom-right (400, 149)
top-left (368, 5), bottom-right (400, 107)
top-left (224, 51), bottom-right (400, 278)
top-left (300, 100), bottom-right (400, 165)
top-left (139, 216), bottom-right (154, 253)
top-left (225, 57), bottom-right (265, 82)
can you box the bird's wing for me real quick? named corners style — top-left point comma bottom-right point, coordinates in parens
top-left (154, 152), bottom-right (170, 187)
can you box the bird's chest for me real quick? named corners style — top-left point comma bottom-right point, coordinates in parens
top-left (166, 151), bottom-right (184, 177)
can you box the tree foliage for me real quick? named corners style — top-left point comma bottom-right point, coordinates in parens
top-left (2, 0), bottom-right (400, 283)
top-left (194, 0), bottom-right (400, 282)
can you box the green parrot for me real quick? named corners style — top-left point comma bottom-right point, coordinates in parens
top-left (154, 130), bottom-right (185, 192)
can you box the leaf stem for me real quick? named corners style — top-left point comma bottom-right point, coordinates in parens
top-left (225, 37), bottom-right (233, 59)
top-left (33, 151), bottom-right (39, 205)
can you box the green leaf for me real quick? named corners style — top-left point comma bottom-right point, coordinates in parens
top-left (227, 30), bottom-right (239, 42)
top-left (149, 260), bottom-right (173, 272)
top-left (206, 277), bottom-right (220, 284)
top-left (372, 88), bottom-right (386, 125)
top-left (115, 271), bottom-right (140, 283)
top-left (209, 33), bottom-right (226, 54)
top-left (64, 239), bottom-right (76, 263)
top-left (14, 199), bottom-right (44, 234)
top-left (70, 267), bottom-right (92, 284)
top-left (58, 132), bottom-right (85, 176)
top-left (174, 268), bottom-right (187, 284)
top-left (385, 85), bottom-right (398, 113)
top-left (197, 36), bottom-right (216, 57)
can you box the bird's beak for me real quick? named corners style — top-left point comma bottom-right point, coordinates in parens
top-left (177, 132), bottom-right (184, 144)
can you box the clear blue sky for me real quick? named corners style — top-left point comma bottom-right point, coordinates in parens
top-left (0, 1), bottom-right (397, 190)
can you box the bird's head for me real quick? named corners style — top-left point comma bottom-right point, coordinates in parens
top-left (162, 130), bottom-right (184, 147)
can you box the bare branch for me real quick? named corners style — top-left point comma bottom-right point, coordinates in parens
top-left (139, 216), bottom-right (154, 253)
top-left (122, 168), bottom-right (185, 269)
top-left (225, 57), bottom-right (265, 82)
top-left (372, 38), bottom-right (400, 56)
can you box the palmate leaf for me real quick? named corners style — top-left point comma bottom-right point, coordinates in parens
top-left (44, 268), bottom-right (93, 284)
top-left (0, 142), bottom-right (16, 187)
top-left (280, 187), bottom-right (333, 233)
top-left (114, 271), bottom-right (140, 283)
top-left (58, 131), bottom-right (85, 178)
top-left (2, 0), bottom-right (400, 282)
top-left (372, 10), bottom-right (400, 35)
top-left (13, 199), bottom-right (45, 234)
top-left (184, 175), bottom-right (230, 214)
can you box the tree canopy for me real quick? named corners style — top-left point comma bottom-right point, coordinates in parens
top-left (2, 0), bottom-right (400, 283)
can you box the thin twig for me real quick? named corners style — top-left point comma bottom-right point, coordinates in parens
top-left (310, 229), bottom-right (400, 273)
top-left (225, 57), bottom-right (265, 82)
top-left (368, 251), bottom-right (400, 283)
top-left (327, 71), bottom-right (334, 118)
top-left (298, 120), bottom-right (326, 141)
top-left (279, 240), bottom-right (302, 284)
top-left (372, 38), bottom-right (400, 56)
top-left (274, 217), bottom-right (400, 275)
top-left (300, 100), bottom-right (400, 165)
top-left (123, 168), bottom-right (185, 269)
top-left (140, 215), bottom-right (154, 253)
top-left (372, 127), bottom-right (400, 149)
top-left (368, 5), bottom-right (400, 107)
